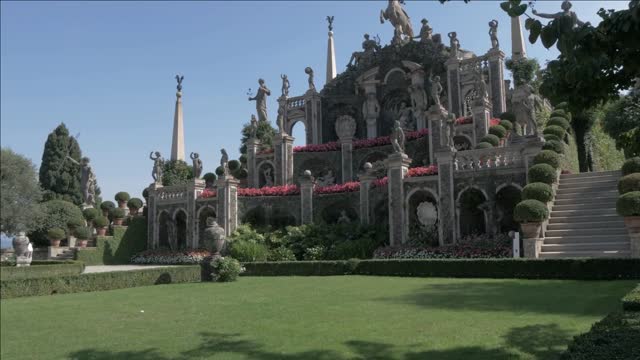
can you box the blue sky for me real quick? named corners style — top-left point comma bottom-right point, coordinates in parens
top-left (1, 1), bottom-right (628, 203)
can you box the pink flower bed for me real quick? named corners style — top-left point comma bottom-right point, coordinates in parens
top-left (293, 129), bottom-right (429, 153)
top-left (238, 184), bottom-right (300, 197)
top-left (490, 118), bottom-right (501, 127)
top-left (314, 181), bottom-right (360, 195)
top-left (406, 165), bottom-right (438, 178)
top-left (294, 142), bottom-right (339, 153)
top-left (199, 188), bottom-right (217, 198)
top-left (372, 177), bottom-right (388, 188)
top-left (455, 116), bottom-right (472, 125)
top-left (131, 249), bottom-right (212, 264)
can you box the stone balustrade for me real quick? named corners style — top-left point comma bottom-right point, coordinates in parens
top-left (156, 185), bottom-right (188, 202)
top-left (454, 145), bottom-right (524, 172)
top-left (287, 97), bottom-right (305, 109)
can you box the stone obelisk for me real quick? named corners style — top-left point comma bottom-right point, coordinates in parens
top-left (171, 75), bottom-right (185, 161)
top-left (511, 15), bottom-right (527, 60)
top-left (326, 16), bottom-right (337, 85)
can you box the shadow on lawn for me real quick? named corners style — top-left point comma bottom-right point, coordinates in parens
top-left (66, 325), bottom-right (573, 360)
top-left (375, 280), bottom-right (628, 317)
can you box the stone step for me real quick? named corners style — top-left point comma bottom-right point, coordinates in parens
top-left (545, 227), bottom-right (628, 237)
top-left (560, 177), bottom-right (619, 187)
top-left (560, 171), bottom-right (621, 180)
top-left (550, 208), bottom-right (617, 217)
top-left (544, 234), bottom-right (629, 244)
top-left (539, 250), bottom-right (630, 259)
top-left (541, 241), bottom-right (629, 251)
top-left (553, 197), bottom-right (618, 206)
top-left (546, 221), bottom-right (625, 231)
top-left (552, 203), bottom-right (619, 212)
top-left (555, 190), bottom-right (618, 200)
top-left (548, 214), bottom-right (622, 224)
top-left (555, 184), bottom-right (618, 194)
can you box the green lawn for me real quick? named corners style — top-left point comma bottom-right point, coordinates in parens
top-left (0, 277), bottom-right (634, 360)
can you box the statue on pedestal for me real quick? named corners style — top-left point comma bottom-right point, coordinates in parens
top-left (363, 92), bottom-right (380, 124)
top-left (337, 210), bottom-right (351, 224)
top-left (448, 32), bottom-right (460, 58)
top-left (305, 67), bottom-right (316, 91)
top-left (220, 149), bottom-right (229, 176)
top-left (150, 151), bottom-right (164, 184)
top-left (175, 74), bottom-right (184, 92)
top-left (532, 0), bottom-right (584, 27)
top-left (429, 74), bottom-right (443, 108)
top-left (473, 67), bottom-right (489, 103)
top-left (190, 152), bottom-right (203, 179)
top-left (415, 18), bottom-right (433, 43)
top-left (512, 84), bottom-right (540, 136)
top-left (397, 102), bottom-right (413, 130)
top-left (348, 34), bottom-right (380, 67)
top-left (280, 74), bottom-right (290, 97)
top-left (317, 169), bottom-right (336, 187)
top-left (326, 16), bottom-right (335, 32)
top-left (391, 120), bottom-right (406, 154)
top-left (444, 113), bottom-right (456, 149)
top-left (67, 156), bottom-right (97, 207)
top-left (249, 115), bottom-right (258, 139)
top-left (380, 0), bottom-right (414, 45)
top-left (248, 79), bottom-right (271, 122)
top-left (409, 83), bottom-right (428, 125)
top-left (12, 232), bottom-right (32, 267)
top-left (489, 20), bottom-right (499, 49)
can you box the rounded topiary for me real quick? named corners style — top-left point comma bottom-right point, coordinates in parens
top-left (215, 166), bottom-right (225, 176)
top-left (618, 173), bottom-right (640, 194)
top-left (239, 154), bottom-right (247, 164)
top-left (47, 228), bottom-right (66, 240)
top-left (555, 102), bottom-right (569, 110)
top-left (543, 125), bottom-right (566, 140)
top-left (489, 125), bottom-right (507, 139)
top-left (115, 192), bottom-right (130, 203)
top-left (499, 120), bottom-right (513, 131)
top-left (499, 112), bottom-right (516, 122)
top-left (67, 217), bottom-right (85, 229)
top-left (73, 226), bottom-right (92, 240)
top-left (110, 207), bottom-right (125, 219)
top-left (475, 142), bottom-right (493, 149)
top-left (480, 134), bottom-right (500, 147)
top-left (550, 109), bottom-right (567, 118)
top-left (514, 199), bottom-right (549, 223)
top-left (616, 191), bottom-right (640, 216)
top-left (533, 150), bottom-right (561, 169)
top-left (543, 134), bottom-right (561, 143)
top-left (542, 140), bottom-right (565, 154)
top-left (622, 157), bottom-right (640, 176)
top-left (142, 188), bottom-right (149, 199)
top-left (235, 168), bottom-right (248, 179)
top-left (127, 198), bottom-right (144, 210)
top-left (100, 201), bottom-right (116, 211)
top-left (547, 117), bottom-right (570, 130)
top-left (83, 208), bottom-right (100, 221)
top-left (522, 182), bottom-right (554, 203)
top-left (528, 163), bottom-right (558, 184)
top-left (93, 216), bottom-right (109, 228)
top-left (228, 160), bottom-right (241, 171)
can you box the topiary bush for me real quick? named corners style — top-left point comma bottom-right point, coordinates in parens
top-left (617, 191), bottom-right (640, 216)
top-left (228, 160), bottom-right (241, 171)
top-left (522, 182), bottom-right (554, 203)
top-left (239, 154), bottom-right (248, 164)
top-left (73, 226), bottom-right (92, 240)
top-left (618, 174), bottom-right (640, 194)
top-left (475, 142), bottom-right (493, 149)
top-left (127, 198), bottom-right (144, 210)
top-left (211, 257), bottom-right (244, 282)
top-left (528, 163), bottom-right (558, 184)
top-left (228, 240), bottom-right (269, 262)
top-left (110, 208), bottom-right (125, 219)
top-left (533, 150), bottom-right (561, 169)
top-left (489, 125), bottom-right (507, 139)
top-left (543, 125), bottom-right (566, 140)
top-left (622, 157), bottom-right (640, 176)
top-left (498, 112), bottom-right (516, 122)
top-left (550, 109), bottom-right (567, 118)
top-left (100, 201), bottom-right (115, 212)
top-left (67, 217), bottom-right (85, 229)
top-left (47, 227), bottom-right (66, 241)
top-left (93, 216), bottom-right (109, 228)
top-left (480, 134), bottom-right (500, 147)
top-left (268, 247), bottom-right (296, 261)
top-left (543, 134), bottom-right (561, 143)
top-left (547, 117), bottom-right (570, 130)
top-left (114, 192), bottom-right (130, 203)
top-left (555, 102), bottom-right (569, 110)
top-left (203, 172), bottom-right (217, 184)
top-left (235, 168), bottom-right (248, 179)
top-left (215, 166), bottom-right (225, 176)
top-left (142, 188), bottom-right (149, 199)
top-left (499, 120), bottom-right (513, 131)
top-left (542, 140), bottom-right (565, 154)
top-left (82, 208), bottom-right (100, 222)
top-left (514, 200), bottom-right (549, 223)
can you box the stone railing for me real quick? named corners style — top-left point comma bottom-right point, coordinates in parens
top-left (454, 145), bottom-right (524, 172)
top-left (156, 185), bottom-right (188, 203)
top-left (287, 96), bottom-right (305, 109)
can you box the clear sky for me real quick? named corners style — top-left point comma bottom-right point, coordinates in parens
top-left (1, 1), bottom-right (628, 202)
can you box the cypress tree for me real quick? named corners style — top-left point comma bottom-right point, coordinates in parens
top-left (39, 123), bottom-right (83, 205)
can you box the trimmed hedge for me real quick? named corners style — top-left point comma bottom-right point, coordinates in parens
top-left (533, 150), bottom-right (561, 169)
top-left (0, 266), bottom-right (200, 299)
top-left (548, 117), bottom-right (570, 130)
top-left (115, 191), bottom-right (130, 202)
top-left (514, 199), bottom-right (549, 222)
top-left (528, 163), bottom-right (558, 184)
top-left (243, 261), bottom-right (354, 276)
top-left (475, 142), bottom-right (493, 149)
top-left (618, 173), bottom-right (640, 194)
top-left (100, 201), bottom-right (115, 211)
top-left (0, 261), bottom-right (84, 281)
top-left (499, 120), bottom-right (513, 131)
top-left (110, 207), bottom-right (125, 219)
top-left (522, 182), bottom-right (554, 203)
top-left (480, 134), bottom-right (500, 147)
top-left (83, 208), bottom-right (100, 222)
top-left (543, 125), bottom-right (566, 140)
top-left (76, 216), bottom-right (147, 265)
top-left (617, 191), bottom-right (640, 216)
top-left (543, 134), bottom-right (561, 143)
top-left (127, 198), bottom-right (144, 210)
top-left (489, 125), bottom-right (507, 139)
top-left (542, 140), bottom-right (565, 154)
top-left (622, 285), bottom-right (640, 311)
top-left (622, 157), bottom-right (640, 176)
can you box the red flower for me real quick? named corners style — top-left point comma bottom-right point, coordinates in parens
top-left (372, 177), bottom-right (388, 188)
top-left (406, 165), bottom-right (438, 178)
top-left (199, 188), bottom-right (217, 198)
top-left (238, 185), bottom-right (300, 197)
top-left (455, 116), bottom-right (473, 125)
top-left (314, 181), bottom-right (360, 195)
top-left (490, 118), bottom-right (501, 127)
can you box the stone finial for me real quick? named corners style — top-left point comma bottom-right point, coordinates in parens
top-left (303, 169), bottom-right (312, 177)
top-left (175, 74), bottom-right (184, 92)
top-left (326, 15), bottom-right (334, 32)
top-left (363, 162), bottom-right (373, 171)
top-left (335, 115), bottom-right (357, 140)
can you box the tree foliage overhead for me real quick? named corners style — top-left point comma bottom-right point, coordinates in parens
top-left (39, 123), bottom-right (83, 205)
top-left (0, 148), bottom-right (44, 235)
top-left (162, 160), bottom-right (193, 186)
top-left (239, 120), bottom-right (277, 155)
top-left (602, 89), bottom-right (640, 158)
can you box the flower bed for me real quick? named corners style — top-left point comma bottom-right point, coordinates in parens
top-left (238, 184), bottom-right (300, 197)
top-left (293, 129), bottom-right (429, 153)
top-left (374, 234), bottom-right (512, 259)
top-left (490, 118), bottom-right (501, 127)
top-left (199, 188), bottom-right (217, 198)
top-left (455, 116), bottom-right (472, 125)
top-left (314, 181), bottom-right (360, 195)
top-left (372, 177), bottom-right (388, 188)
top-left (293, 142), bottom-right (339, 153)
top-left (131, 249), bottom-right (212, 265)
top-left (407, 165), bottom-right (438, 178)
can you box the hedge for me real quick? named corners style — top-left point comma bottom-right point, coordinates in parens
top-left (618, 173), bottom-right (640, 194)
top-left (475, 142), bottom-right (493, 149)
top-left (76, 216), bottom-right (147, 265)
top-left (622, 157), bottom-right (640, 176)
top-left (533, 150), bottom-right (561, 169)
top-left (543, 134), bottom-right (561, 143)
top-left (0, 261), bottom-right (85, 281)
top-left (542, 140), bottom-right (565, 154)
top-left (617, 191), bottom-right (640, 217)
top-left (543, 125), bottom-right (566, 140)
top-left (242, 259), bottom-right (640, 280)
top-left (0, 266), bottom-right (200, 299)
top-left (622, 285), bottom-right (640, 311)
top-left (489, 125), bottom-right (507, 139)
top-left (480, 134), bottom-right (500, 147)
top-left (528, 163), bottom-right (558, 184)
top-left (547, 117), bottom-right (570, 130)
top-left (522, 182), bottom-right (554, 203)
top-left (499, 120), bottom-right (513, 131)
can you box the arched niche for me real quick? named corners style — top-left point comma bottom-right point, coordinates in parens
top-left (257, 161), bottom-right (275, 188)
top-left (196, 206), bottom-right (216, 248)
top-left (174, 209), bottom-right (188, 250)
top-left (453, 135), bottom-right (473, 152)
top-left (242, 205), bottom-right (267, 229)
top-left (496, 184), bottom-right (522, 234)
top-left (158, 211), bottom-right (170, 249)
top-left (406, 188), bottom-right (439, 246)
top-left (457, 187), bottom-right (488, 238)
top-left (319, 200), bottom-right (358, 224)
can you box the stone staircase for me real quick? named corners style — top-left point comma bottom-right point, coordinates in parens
top-left (54, 247), bottom-right (76, 260)
top-left (539, 170), bottom-right (630, 258)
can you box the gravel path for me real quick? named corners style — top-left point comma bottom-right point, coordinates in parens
top-left (83, 265), bottom-right (179, 274)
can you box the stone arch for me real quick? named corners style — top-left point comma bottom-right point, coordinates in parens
top-left (495, 184), bottom-right (522, 234)
top-left (242, 205), bottom-right (267, 228)
top-left (174, 209), bottom-right (188, 250)
top-left (383, 67), bottom-right (407, 85)
top-left (157, 210), bottom-right (170, 249)
top-left (405, 187), bottom-right (439, 246)
top-left (456, 186), bottom-right (489, 238)
top-left (287, 115), bottom-right (311, 146)
top-left (196, 205), bottom-right (216, 248)
top-left (318, 199), bottom-right (358, 224)
top-left (257, 160), bottom-right (275, 188)
top-left (270, 206), bottom-right (298, 228)
top-left (453, 134), bottom-right (473, 151)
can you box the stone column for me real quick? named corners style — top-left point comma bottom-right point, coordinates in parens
top-left (511, 15), bottom-right (527, 61)
top-left (216, 175), bottom-right (239, 237)
top-left (305, 92), bottom-right (323, 144)
top-left (246, 138), bottom-right (260, 188)
top-left (359, 166), bottom-right (376, 225)
top-left (339, 139), bottom-right (353, 183)
top-left (299, 170), bottom-right (314, 224)
top-left (385, 153), bottom-right (412, 246)
top-left (273, 133), bottom-right (294, 186)
top-left (427, 105), bottom-right (449, 164)
top-left (435, 150), bottom-right (457, 245)
top-left (326, 29), bottom-right (337, 84)
top-left (186, 179), bottom-right (205, 248)
top-left (146, 183), bottom-right (162, 249)
top-left (446, 58), bottom-right (461, 117)
top-left (171, 89), bottom-right (185, 161)
top-left (487, 49), bottom-right (506, 116)
top-left (472, 97), bottom-right (492, 145)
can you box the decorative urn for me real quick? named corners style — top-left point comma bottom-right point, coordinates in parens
top-left (202, 217), bottom-right (226, 256)
top-left (335, 115), bottom-right (357, 140)
top-left (12, 232), bottom-right (30, 258)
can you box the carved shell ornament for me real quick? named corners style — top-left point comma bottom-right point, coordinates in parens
top-left (335, 115), bottom-right (357, 139)
top-left (417, 201), bottom-right (438, 227)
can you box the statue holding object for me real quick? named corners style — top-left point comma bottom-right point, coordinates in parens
top-left (429, 74), bottom-right (443, 108)
top-left (220, 149), bottom-right (229, 176)
top-left (448, 32), bottom-right (460, 58)
top-left (248, 78), bottom-right (271, 122)
top-left (532, 0), bottom-right (584, 27)
top-left (67, 156), bottom-right (97, 207)
top-left (305, 67), bottom-right (316, 91)
top-left (348, 34), bottom-right (380, 67)
top-left (280, 74), bottom-right (290, 97)
top-left (488, 20), bottom-right (499, 49)
top-left (415, 18), bottom-right (433, 43)
top-left (380, 0), bottom-right (414, 45)
top-left (249, 114), bottom-right (258, 139)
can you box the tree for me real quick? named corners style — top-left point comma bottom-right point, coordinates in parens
top-left (39, 123), bottom-right (83, 204)
top-left (0, 148), bottom-right (44, 236)
top-left (239, 120), bottom-right (277, 155)
top-left (162, 160), bottom-right (193, 186)
top-left (29, 199), bottom-right (84, 246)
top-left (602, 90), bottom-right (640, 158)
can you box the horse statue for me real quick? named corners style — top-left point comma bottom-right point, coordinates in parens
top-left (380, 0), bottom-right (414, 43)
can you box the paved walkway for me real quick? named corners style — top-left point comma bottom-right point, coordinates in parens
top-left (83, 265), bottom-right (178, 274)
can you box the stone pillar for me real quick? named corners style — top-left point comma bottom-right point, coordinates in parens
top-left (340, 139), bottom-right (353, 183)
top-left (305, 92), bottom-right (323, 144)
top-left (523, 139), bottom-right (545, 179)
top-left (326, 29), bottom-right (337, 85)
top-left (435, 150), bottom-right (457, 245)
top-left (299, 171), bottom-right (314, 224)
top-left (487, 49), bottom-right (506, 116)
top-left (186, 179), bottom-right (205, 248)
top-left (171, 89), bottom-right (185, 161)
top-left (216, 176), bottom-right (239, 237)
top-left (246, 138), bottom-right (260, 188)
top-left (385, 153), bottom-right (412, 246)
top-left (624, 219), bottom-right (640, 258)
top-left (446, 58), bottom-right (461, 117)
top-left (427, 105), bottom-right (449, 164)
top-left (273, 133), bottom-right (294, 186)
top-left (472, 98), bottom-right (492, 145)
top-left (523, 238), bottom-right (542, 258)
top-left (359, 166), bottom-right (376, 225)
top-left (146, 183), bottom-right (162, 249)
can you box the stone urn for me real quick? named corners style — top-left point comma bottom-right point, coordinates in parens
top-left (12, 232), bottom-right (29, 258)
top-left (118, 201), bottom-right (127, 209)
top-left (520, 222), bottom-right (542, 239)
top-left (202, 217), bottom-right (226, 256)
top-left (49, 238), bottom-right (61, 247)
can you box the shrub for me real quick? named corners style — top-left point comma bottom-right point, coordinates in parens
top-left (616, 191), bottom-right (640, 216)
top-left (47, 228), bottom-right (65, 240)
top-left (533, 150), bottom-right (561, 169)
top-left (375, 234), bottom-right (511, 259)
top-left (203, 172), bottom-right (217, 184)
top-left (488, 125), bottom-right (507, 139)
top-left (228, 160), bottom-right (241, 171)
top-left (528, 163), bottom-right (558, 184)
top-left (215, 166), bottom-right (225, 176)
top-left (67, 217), bottom-right (85, 229)
top-left (235, 168), bottom-right (248, 179)
top-left (28, 200), bottom-right (83, 246)
top-left (618, 174), bottom-right (640, 194)
top-left (100, 201), bottom-right (116, 211)
top-left (127, 198), bottom-right (144, 210)
top-left (82, 208), bottom-right (100, 222)
top-left (211, 257), bottom-right (244, 282)
top-left (550, 110), bottom-right (569, 120)
top-left (475, 142), bottom-right (493, 149)
top-left (499, 120), bottom-right (513, 131)
top-left (480, 134), bottom-right (500, 147)
top-left (142, 187), bottom-right (149, 199)
top-left (93, 216), bottom-right (109, 228)
top-left (239, 154), bottom-right (247, 164)
top-left (542, 140), bottom-right (565, 154)
top-left (522, 182), bottom-right (554, 203)
top-left (0, 261), bottom-right (84, 282)
top-left (304, 246), bottom-right (326, 260)
top-left (555, 102), bottom-right (569, 110)
top-left (622, 285), bottom-right (640, 311)
top-left (622, 157), bottom-right (640, 176)
top-left (543, 125), bottom-right (566, 140)
top-left (268, 247), bottom-right (296, 261)
top-left (73, 226), bottom-right (92, 240)
top-left (109, 208), bottom-right (125, 219)
top-left (543, 134), bottom-right (561, 143)
top-left (114, 192), bottom-right (130, 202)
top-left (228, 240), bottom-right (269, 262)
top-left (514, 199), bottom-right (549, 223)
top-left (547, 117), bottom-right (570, 130)
top-left (498, 112), bottom-right (516, 122)
top-left (131, 249), bottom-right (211, 265)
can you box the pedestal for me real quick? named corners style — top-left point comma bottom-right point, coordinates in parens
top-left (216, 176), bottom-right (239, 237)
top-left (427, 105), bottom-right (449, 164)
top-left (446, 58), bottom-right (461, 117)
top-left (435, 150), bottom-right (457, 245)
top-left (523, 238), bottom-right (542, 258)
top-left (385, 153), bottom-right (412, 246)
top-left (299, 173), bottom-right (314, 224)
top-left (274, 133), bottom-right (294, 186)
top-left (246, 138), bottom-right (260, 188)
top-left (340, 139), bottom-right (353, 183)
top-left (187, 179), bottom-right (206, 247)
top-left (487, 48), bottom-right (506, 116)
top-left (359, 173), bottom-right (376, 225)
top-left (147, 182), bottom-right (162, 249)
top-left (472, 98), bottom-right (492, 145)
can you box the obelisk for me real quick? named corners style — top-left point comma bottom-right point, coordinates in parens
top-left (171, 74), bottom-right (185, 161)
top-left (511, 15), bottom-right (527, 60)
top-left (326, 16), bottom-right (337, 85)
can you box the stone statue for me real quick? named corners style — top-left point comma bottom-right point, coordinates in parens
top-left (190, 152), bottom-right (203, 179)
top-left (277, 101), bottom-right (286, 134)
top-left (474, 67), bottom-right (489, 102)
top-left (249, 115), bottom-right (258, 139)
top-left (448, 32), bottom-right (460, 58)
top-left (408, 83), bottom-right (428, 124)
top-left (532, 0), bottom-right (584, 27)
top-left (348, 34), bottom-right (380, 67)
top-left (337, 210), bottom-right (351, 224)
top-left (67, 156), bottom-right (96, 207)
top-left (280, 74), bottom-right (290, 97)
top-left (397, 102), bottom-right (412, 129)
top-left (380, 0), bottom-right (414, 45)
top-left (391, 120), bottom-right (406, 154)
top-left (512, 84), bottom-right (539, 136)
top-left (429, 74), bottom-right (443, 107)
top-left (175, 74), bottom-right (184, 92)
top-left (150, 151), bottom-right (164, 184)
top-left (317, 169), bottom-right (336, 187)
top-left (248, 78), bottom-right (271, 122)
top-left (202, 217), bottom-right (226, 256)
top-left (12, 232), bottom-right (32, 267)
top-left (263, 167), bottom-right (274, 187)
top-left (416, 18), bottom-right (433, 43)
top-left (489, 20), bottom-right (499, 49)
top-left (305, 67), bottom-right (316, 91)
top-left (416, 202), bottom-right (437, 227)
top-left (445, 113), bottom-right (455, 149)
top-left (220, 149), bottom-right (229, 176)
top-left (326, 15), bottom-right (335, 32)
top-left (362, 92), bottom-right (380, 124)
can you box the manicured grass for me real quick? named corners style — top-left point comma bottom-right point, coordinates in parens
top-left (0, 277), bottom-right (635, 360)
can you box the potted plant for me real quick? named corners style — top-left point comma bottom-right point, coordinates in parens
top-left (115, 192), bottom-right (130, 209)
top-left (127, 198), bottom-right (144, 216)
top-left (47, 227), bottom-right (65, 247)
top-left (82, 208), bottom-right (100, 227)
top-left (110, 208), bottom-right (126, 226)
top-left (93, 216), bottom-right (110, 236)
top-left (74, 226), bottom-right (92, 248)
top-left (514, 199), bottom-right (549, 258)
top-left (617, 191), bottom-right (640, 258)
top-left (67, 217), bottom-right (85, 233)
top-left (100, 201), bottom-right (116, 217)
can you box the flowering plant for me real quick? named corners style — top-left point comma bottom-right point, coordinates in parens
top-left (314, 181), bottom-right (360, 195)
top-left (238, 184), bottom-right (300, 197)
top-left (293, 129), bottom-right (429, 153)
top-left (406, 165), bottom-right (438, 178)
top-left (372, 177), bottom-right (388, 188)
top-left (490, 118), bottom-right (501, 127)
top-left (373, 233), bottom-right (512, 259)
top-left (455, 116), bottom-right (473, 125)
top-left (199, 188), bottom-right (217, 198)
top-left (131, 249), bottom-right (211, 265)
top-left (294, 142), bottom-right (340, 153)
